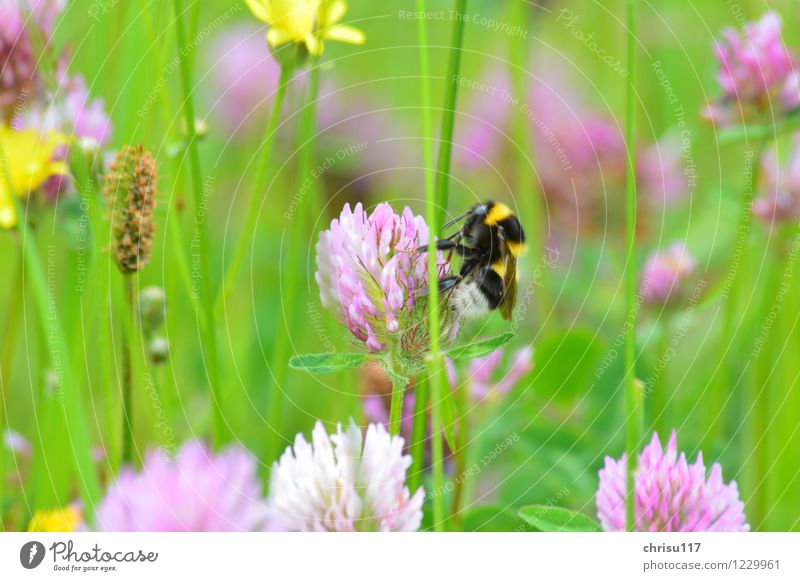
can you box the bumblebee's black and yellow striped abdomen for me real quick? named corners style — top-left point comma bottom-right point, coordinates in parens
top-left (420, 200), bottom-right (526, 321)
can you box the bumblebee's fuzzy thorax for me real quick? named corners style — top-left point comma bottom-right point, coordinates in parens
top-left (421, 200), bottom-right (525, 321)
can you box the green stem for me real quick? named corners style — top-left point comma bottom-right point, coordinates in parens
top-left (387, 356), bottom-right (406, 436)
top-left (508, 0), bottom-right (548, 323)
top-left (69, 148), bottom-right (119, 471)
top-left (450, 377), bottom-right (469, 526)
top-left (121, 276), bottom-right (135, 465)
top-left (749, 235), bottom-right (786, 530)
top-left (407, 376), bottom-right (429, 494)
top-left (704, 140), bottom-right (767, 451)
top-left (0, 253), bottom-right (23, 527)
top-left (651, 318), bottom-right (671, 437)
top-left (623, 0), bottom-right (641, 532)
top-left (434, 0), bottom-right (468, 528)
top-left (215, 64), bottom-right (292, 316)
top-left (172, 0), bottom-right (227, 446)
top-left (265, 60), bottom-right (320, 466)
top-left (433, 0), bottom-right (468, 225)
top-left (416, 0), bottom-right (446, 532)
top-left (7, 199), bottom-right (101, 516)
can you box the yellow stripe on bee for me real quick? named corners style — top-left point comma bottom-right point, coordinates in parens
top-left (491, 259), bottom-right (506, 278)
top-left (485, 203), bottom-right (512, 225)
top-left (507, 240), bottom-right (526, 257)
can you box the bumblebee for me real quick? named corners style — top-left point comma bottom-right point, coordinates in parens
top-left (419, 201), bottom-right (525, 320)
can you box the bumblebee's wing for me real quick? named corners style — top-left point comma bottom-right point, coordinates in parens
top-left (498, 247), bottom-right (518, 321)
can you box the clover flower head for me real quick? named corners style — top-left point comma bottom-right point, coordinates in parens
top-left (640, 243), bottom-right (697, 306)
top-left (245, 0), bottom-right (365, 57)
top-left (704, 11), bottom-right (800, 125)
top-left (95, 441), bottom-right (272, 531)
top-left (315, 202), bottom-right (452, 357)
top-left (268, 421), bottom-right (423, 531)
top-left (597, 432), bottom-right (748, 532)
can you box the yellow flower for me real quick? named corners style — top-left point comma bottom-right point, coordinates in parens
top-left (245, 0), bottom-right (365, 56)
top-left (27, 506), bottom-right (83, 532)
top-left (0, 125), bottom-right (68, 229)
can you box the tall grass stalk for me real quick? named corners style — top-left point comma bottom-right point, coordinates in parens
top-left (69, 148), bottom-right (120, 470)
top-left (508, 0), bottom-right (549, 323)
top-left (0, 254), bottom-right (23, 527)
top-left (623, 0), bottom-right (642, 532)
top-left (432, 0), bottom-right (469, 525)
top-left (265, 59), bottom-right (321, 466)
top-left (416, 0), bottom-right (446, 532)
top-left (120, 276), bottom-right (135, 464)
top-left (4, 194), bottom-right (101, 515)
top-left (407, 376), bottom-right (429, 494)
top-left (140, 1), bottom-right (197, 306)
top-left (433, 0), bottom-right (467, 226)
top-left (651, 318), bottom-right (671, 437)
top-left (749, 229), bottom-right (794, 529)
top-left (172, 0), bottom-right (227, 446)
top-left (705, 141), bottom-right (767, 451)
top-left (215, 64), bottom-right (293, 316)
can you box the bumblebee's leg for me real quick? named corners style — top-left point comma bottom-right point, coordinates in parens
top-left (458, 256), bottom-right (484, 278)
top-left (416, 239), bottom-right (473, 256)
top-left (438, 276), bottom-right (460, 292)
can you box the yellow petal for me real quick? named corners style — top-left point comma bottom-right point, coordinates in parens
top-left (320, 0), bottom-right (348, 27)
top-left (267, 26), bottom-right (295, 48)
top-left (245, 0), bottom-right (273, 23)
top-left (322, 24), bottom-right (365, 45)
top-left (48, 160), bottom-right (69, 177)
top-left (304, 32), bottom-right (322, 55)
top-left (0, 193), bottom-right (17, 229)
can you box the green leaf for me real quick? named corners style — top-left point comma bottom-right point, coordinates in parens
top-left (718, 108), bottom-right (800, 144)
top-left (530, 330), bottom-right (604, 403)
top-left (518, 505), bottom-right (601, 532)
top-left (289, 352), bottom-right (368, 374)
top-left (435, 379), bottom-right (458, 451)
top-left (461, 505), bottom-right (533, 532)
top-left (445, 332), bottom-right (515, 360)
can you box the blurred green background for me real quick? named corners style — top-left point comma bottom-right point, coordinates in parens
top-left (2, 0), bottom-right (800, 531)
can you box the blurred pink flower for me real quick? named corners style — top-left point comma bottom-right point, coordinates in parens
top-left (17, 73), bottom-right (111, 145)
top-left (3, 429), bottom-right (32, 457)
top-left (453, 70), bottom-right (515, 170)
top-left (704, 11), bottom-right (800, 125)
top-left (447, 346), bottom-right (534, 401)
top-left (530, 68), bottom-right (628, 235)
top-left (268, 421), bottom-right (424, 532)
top-left (754, 136), bottom-right (800, 224)
top-left (315, 81), bottom-right (420, 194)
top-left (637, 134), bottom-right (688, 206)
top-left (95, 441), bottom-right (272, 531)
top-left (640, 243), bottom-right (697, 306)
top-left (0, 0), bottom-right (64, 115)
top-left (207, 23), bottom-right (282, 137)
top-left (315, 202), bottom-right (450, 353)
top-left (450, 64), bottom-right (687, 236)
top-left (597, 431), bottom-right (748, 531)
